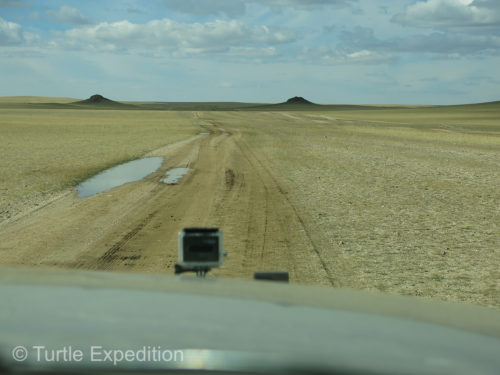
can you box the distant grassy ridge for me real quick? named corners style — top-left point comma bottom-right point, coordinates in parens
top-left (126, 101), bottom-right (266, 111)
top-left (0, 99), bottom-right (262, 111)
top-left (242, 102), bottom-right (413, 111)
top-left (0, 96), bottom-right (498, 113)
top-left (0, 96), bottom-right (79, 103)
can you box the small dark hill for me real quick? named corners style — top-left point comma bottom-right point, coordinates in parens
top-left (283, 96), bottom-right (314, 105)
top-left (72, 94), bottom-right (137, 109)
top-left (245, 96), bottom-right (321, 110)
top-left (76, 94), bottom-right (117, 105)
top-left (86, 94), bottom-right (112, 104)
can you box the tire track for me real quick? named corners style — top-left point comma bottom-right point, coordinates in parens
top-left (203, 118), bottom-right (334, 286)
top-left (1, 110), bottom-right (332, 286)
top-left (92, 210), bottom-right (159, 269)
top-left (218, 130), bottom-right (268, 270)
top-left (225, 169), bottom-right (236, 190)
top-left (233, 136), bottom-right (334, 286)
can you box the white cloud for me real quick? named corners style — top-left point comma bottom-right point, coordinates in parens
top-left (338, 25), bottom-right (500, 56)
top-left (301, 45), bottom-right (393, 65)
top-left (0, 0), bottom-right (31, 8)
top-left (322, 49), bottom-right (393, 64)
top-left (392, 32), bottom-right (500, 55)
top-left (0, 16), bottom-right (38, 45)
top-left (29, 11), bottom-right (41, 20)
top-left (226, 46), bottom-right (277, 57)
top-left (163, 0), bottom-right (246, 17)
top-left (0, 16), bottom-right (23, 45)
top-left (47, 5), bottom-right (93, 26)
top-left (163, 0), bottom-right (355, 17)
top-left (394, 0), bottom-right (500, 28)
top-left (265, 0), bottom-right (355, 7)
top-left (54, 18), bottom-right (293, 57)
top-left (217, 81), bottom-right (233, 88)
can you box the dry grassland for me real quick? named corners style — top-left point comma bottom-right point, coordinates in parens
top-left (0, 108), bottom-right (197, 220)
top-left (207, 109), bottom-right (499, 307)
top-left (0, 102), bottom-right (498, 307)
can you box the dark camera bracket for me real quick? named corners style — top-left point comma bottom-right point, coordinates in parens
top-left (174, 264), bottom-right (212, 277)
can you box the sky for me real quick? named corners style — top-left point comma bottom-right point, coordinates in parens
top-left (0, 0), bottom-right (499, 104)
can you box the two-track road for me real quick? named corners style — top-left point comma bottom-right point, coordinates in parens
top-left (0, 113), bottom-right (332, 285)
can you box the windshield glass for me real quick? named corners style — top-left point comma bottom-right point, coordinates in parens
top-left (0, 1), bottom-right (499, 374)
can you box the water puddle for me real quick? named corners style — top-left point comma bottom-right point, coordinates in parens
top-left (76, 157), bottom-right (163, 197)
top-left (199, 132), bottom-right (211, 135)
top-left (161, 168), bottom-right (190, 185)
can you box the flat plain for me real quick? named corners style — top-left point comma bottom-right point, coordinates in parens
top-left (0, 97), bottom-right (498, 308)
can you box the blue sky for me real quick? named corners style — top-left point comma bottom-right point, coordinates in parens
top-left (1, 0), bottom-right (499, 104)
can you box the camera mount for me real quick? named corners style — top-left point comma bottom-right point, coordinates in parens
top-left (175, 227), bottom-right (225, 278)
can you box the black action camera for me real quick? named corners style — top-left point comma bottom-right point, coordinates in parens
top-left (175, 228), bottom-right (224, 276)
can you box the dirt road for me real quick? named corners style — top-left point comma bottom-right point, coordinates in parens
top-left (0, 113), bottom-right (332, 285)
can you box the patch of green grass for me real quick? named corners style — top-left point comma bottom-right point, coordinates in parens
top-left (431, 274), bottom-right (445, 282)
top-left (0, 108), bottom-right (198, 220)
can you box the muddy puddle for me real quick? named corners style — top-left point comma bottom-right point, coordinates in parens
top-left (76, 157), bottom-right (163, 197)
top-left (161, 168), bottom-right (190, 184)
